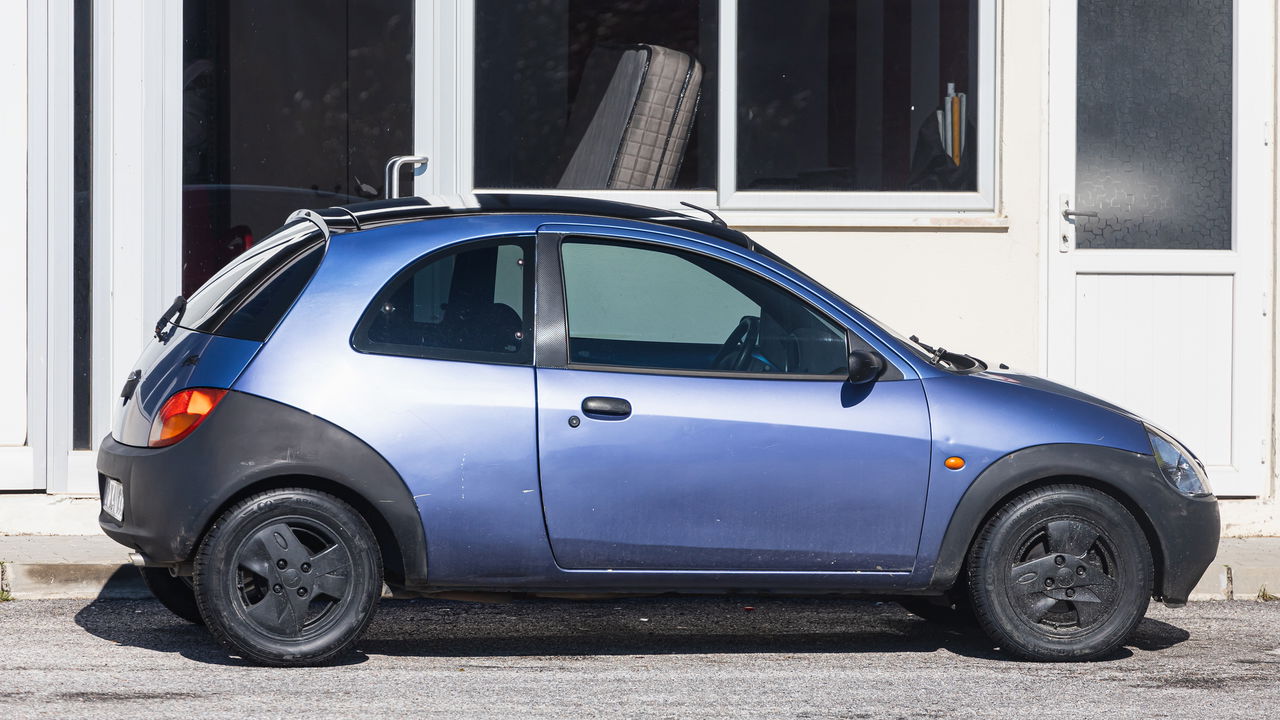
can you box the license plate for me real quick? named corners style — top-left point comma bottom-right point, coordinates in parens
top-left (102, 478), bottom-right (124, 522)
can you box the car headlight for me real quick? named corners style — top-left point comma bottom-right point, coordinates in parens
top-left (1146, 425), bottom-right (1212, 496)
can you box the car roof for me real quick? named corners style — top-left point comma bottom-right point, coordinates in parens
top-left (287, 193), bottom-right (763, 253)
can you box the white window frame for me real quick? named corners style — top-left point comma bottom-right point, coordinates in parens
top-left (416, 0), bottom-right (999, 223)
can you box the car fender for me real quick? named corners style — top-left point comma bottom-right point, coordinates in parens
top-left (924, 443), bottom-right (1219, 603)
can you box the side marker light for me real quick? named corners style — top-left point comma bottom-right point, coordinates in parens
top-left (944, 456), bottom-right (966, 470)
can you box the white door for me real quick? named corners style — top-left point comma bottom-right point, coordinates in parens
top-left (1047, 1), bottom-right (1273, 497)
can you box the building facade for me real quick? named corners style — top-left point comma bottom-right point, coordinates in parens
top-left (3, 0), bottom-right (1277, 534)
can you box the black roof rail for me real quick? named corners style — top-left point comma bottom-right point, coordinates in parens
top-left (471, 194), bottom-right (756, 250)
top-left (290, 193), bottom-right (758, 252)
top-left (287, 197), bottom-right (445, 237)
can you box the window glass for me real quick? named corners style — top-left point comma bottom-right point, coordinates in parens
top-left (179, 221), bottom-right (324, 341)
top-left (73, 0), bottom-right (93, 449)
top-left (215, 243), bottom-right (326, 342)
top-left (474, 0), bottom-right (718, 190)
top-left (738, 0), bottom-right (978, 191)
top-left (355, 239), bottom-right (534, 365)
top-left (561, 240), bottom-right (847, 375)
top-left (1074, 0), bottom-right (1231, 250)
top-left (182, 0), bottom-right (412, 295)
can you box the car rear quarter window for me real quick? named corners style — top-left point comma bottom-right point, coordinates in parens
top-left (178, 220), bottom-right (326, 342)
top-left (352, 237), bottom-right (534, 365)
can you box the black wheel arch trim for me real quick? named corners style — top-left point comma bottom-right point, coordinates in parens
top-left (926, 443), bottom-right (1219, 605)
top-left (97, 390), bottom-right (429, 589)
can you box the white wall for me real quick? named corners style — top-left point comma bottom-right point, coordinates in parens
top-left (0, 3), bottom-right (28, 449)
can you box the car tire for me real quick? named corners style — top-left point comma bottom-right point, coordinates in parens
top-left (139, 567), bottom-right (204, 625)
top-left (967, 484), bottom-right (1152, 661)
top-left (193, 488), bottom-right (383, 667)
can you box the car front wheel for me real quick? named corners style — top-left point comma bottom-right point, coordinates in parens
top-left (967, 484), bottom-right (1153, 661)
top-left (193, 488), bottom-right (383, 666)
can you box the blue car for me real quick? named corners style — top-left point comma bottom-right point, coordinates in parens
top-left (97, 195), bottom-right (1219, 666)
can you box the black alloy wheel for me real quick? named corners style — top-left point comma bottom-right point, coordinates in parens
top-left (194, 488), bottom-right (382, 666)
top-left (967, 484), bottom-right (1152, 661)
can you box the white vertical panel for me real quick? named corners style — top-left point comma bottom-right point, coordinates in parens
top-left (0, 1), bottom-right (28, 447)
top-left (1075, 274), bottom-right (1234, 467)
top-left (36, 0), bottom-right (75, 492)
top-left (21, 0), bottom-right (50, 491)
top-left (105, 0), bottom-right (146, 417)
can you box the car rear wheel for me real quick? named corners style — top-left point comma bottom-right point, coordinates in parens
top-left (967, 484), bottom-right (1152, 661)
top-left (193, 488), bottom-right (383, 666)
top-left (139, 567), bottom-right (204, 625)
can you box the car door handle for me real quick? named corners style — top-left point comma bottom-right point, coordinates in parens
top-left (581, 396), bottom-right (632, 418)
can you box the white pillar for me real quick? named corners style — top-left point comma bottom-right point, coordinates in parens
top-left (0, 1), bottom-right (33, 488)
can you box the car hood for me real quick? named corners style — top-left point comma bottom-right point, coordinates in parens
top-left (975, 370), bottom-right (1145, 423)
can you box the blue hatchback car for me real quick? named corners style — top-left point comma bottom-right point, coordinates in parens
top-left (98, 195), bottom-right (1219, 666)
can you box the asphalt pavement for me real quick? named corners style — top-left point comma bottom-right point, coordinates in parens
top-left (1, 595), bottom-right (1278, 719)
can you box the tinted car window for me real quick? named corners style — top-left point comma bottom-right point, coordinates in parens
top-left (561, 239), bottom-right (847, 375)
top-left (354, 238), bottom-right (534, 365)
top-left (179, 220), bottom-right (325, 342)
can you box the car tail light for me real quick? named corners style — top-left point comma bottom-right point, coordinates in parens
top-left (148, 388), bottom-right (228, 447)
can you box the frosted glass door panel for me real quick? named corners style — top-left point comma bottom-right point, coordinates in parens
top-left (1075, 0), bottom-right (1232, 250)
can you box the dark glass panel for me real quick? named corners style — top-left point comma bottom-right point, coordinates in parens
top-left (355, 240), bottom-right (534, 365)
top-left (182, 0), bottom-right (412, 294)
top-left (73, 0), bottom-right (93, 450)
top-left (737, 0), bottom-right (978, 192)
top-left (474, 0), bottom-right (717, 190)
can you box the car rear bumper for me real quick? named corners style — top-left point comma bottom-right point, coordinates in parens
top-left (97, 434), bottom-right (206, 566)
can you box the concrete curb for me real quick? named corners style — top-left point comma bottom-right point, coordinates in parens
top-left (0, 535), bottom-right (147, 600)
top-left (1190, 565), bottom-right (1280, 601)
top-left (1, 562), bottom-right (148, 600)
top-left (1187, 538), bottom-right (1280, 601)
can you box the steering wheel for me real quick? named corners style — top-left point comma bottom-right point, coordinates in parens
top-left (711, 316), bottom-right (761, 371)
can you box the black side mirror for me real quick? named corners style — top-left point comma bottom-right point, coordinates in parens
top-left (847, 350), bottom-right (885, 385)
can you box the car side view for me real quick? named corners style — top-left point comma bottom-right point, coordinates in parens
top-left (98, 193), bottom-right (1219, 666)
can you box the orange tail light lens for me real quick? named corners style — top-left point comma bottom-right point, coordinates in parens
top-left (148, 388), bottom-right (228, 447)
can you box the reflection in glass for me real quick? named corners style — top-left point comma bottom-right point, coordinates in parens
top-left (182, 0), bottom-right (412, 294)
top-left (738, 0), bottom-right (978, 192)
top-left (474, 0), bottom-right (718, 190)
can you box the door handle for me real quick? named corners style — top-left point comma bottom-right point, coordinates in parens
top-left (1061, 208), bottom-right (1098, 220)
top-left (581, 396), bottom-right (632, 418)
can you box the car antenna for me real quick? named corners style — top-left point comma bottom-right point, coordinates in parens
top-left (680, 201), bottom-right (727, 228)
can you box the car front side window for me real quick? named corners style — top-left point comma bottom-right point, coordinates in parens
top-left (559, 238), bottom-right (847, 376)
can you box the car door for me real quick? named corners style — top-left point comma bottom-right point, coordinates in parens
top-left (534, 226), bottom-right (932, 573)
